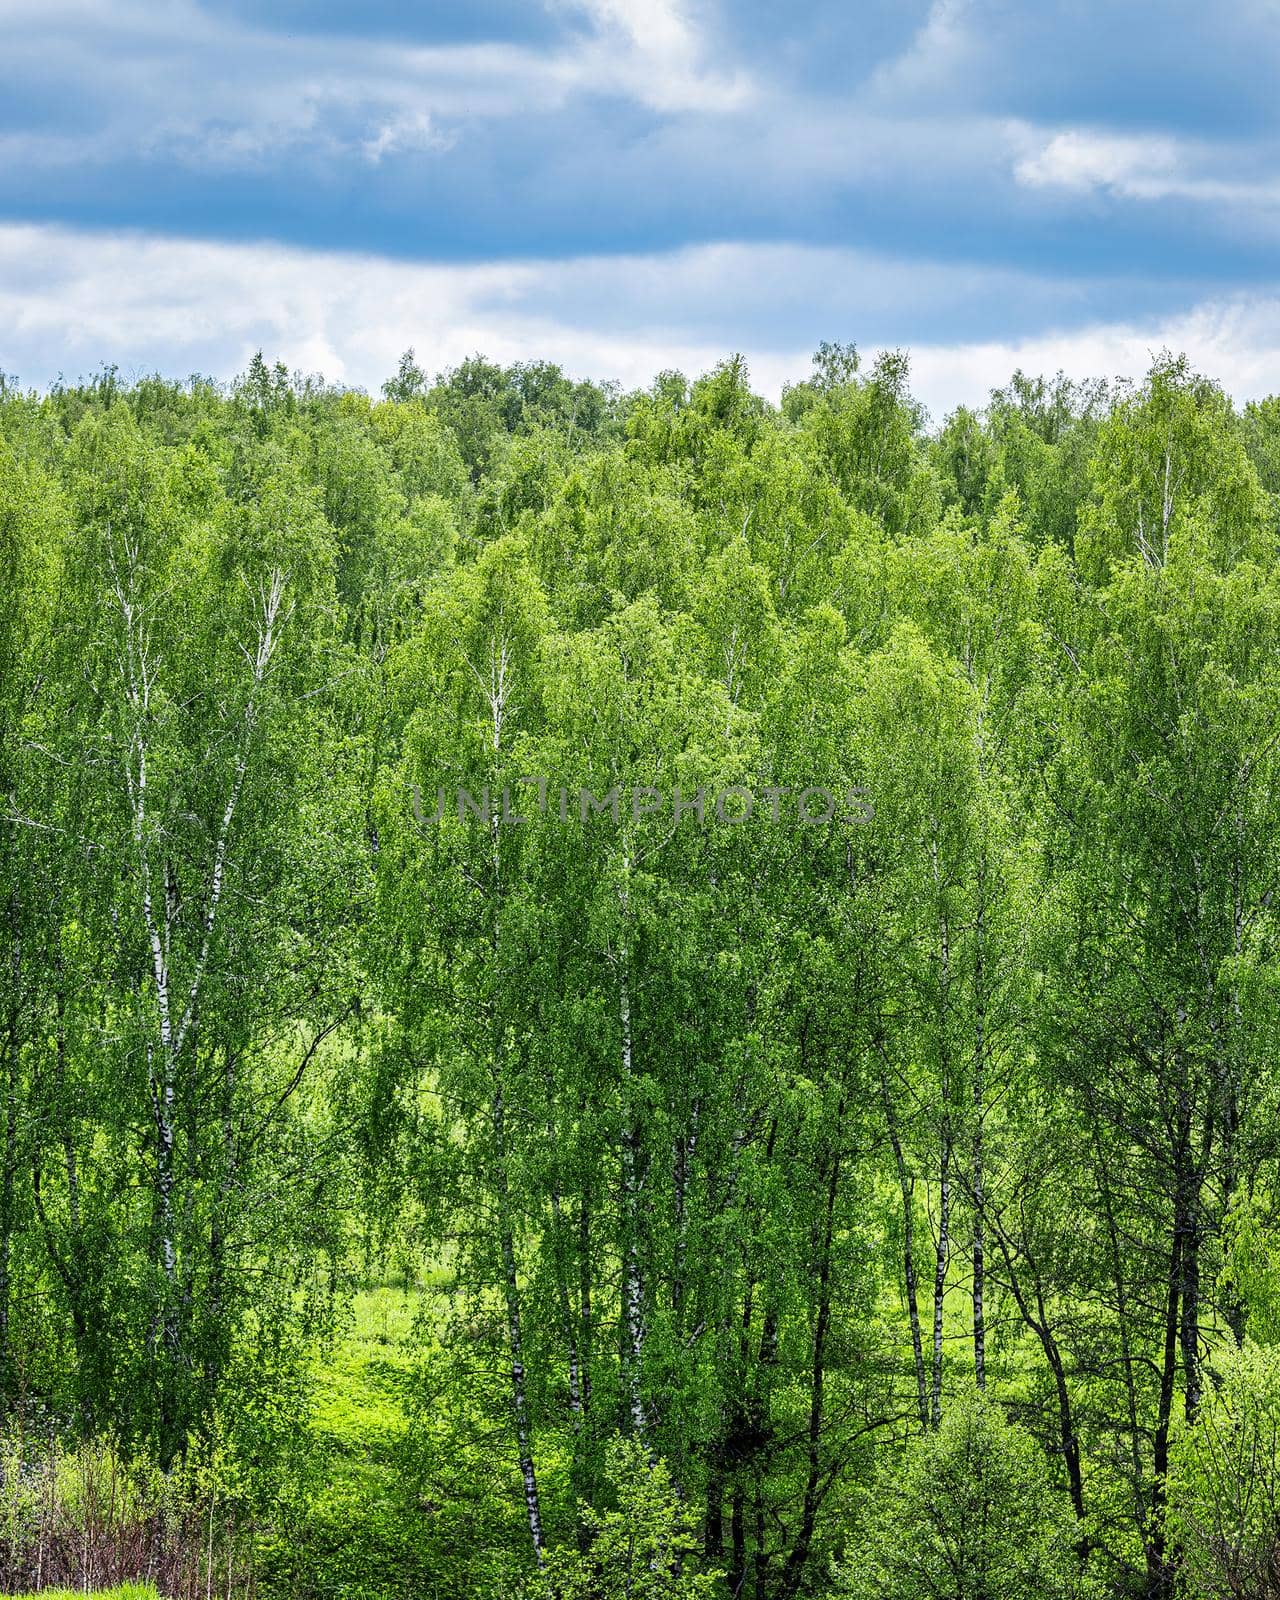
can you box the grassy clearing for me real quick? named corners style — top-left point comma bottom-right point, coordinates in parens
top-left (309, 1281), bottom-right (422, 1451)
top-left (257, 1280), bottom-right (432, 1600)
top-left (0, 1589), bottom-right (158, 1599)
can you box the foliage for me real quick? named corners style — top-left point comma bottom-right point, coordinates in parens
top-left (839, 1389), bottom-right (1096, 1600)
top-left (1169, 1342), bottom-right (1280, 1600)
top-left (3, 346), bottom-right (1280, 1600)
top-left (533, 1439), bottom-right (720, 1600)
top-left (0, 1429), bottom-right (250, 1596)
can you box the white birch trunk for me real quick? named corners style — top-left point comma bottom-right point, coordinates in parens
top-left (619, 951), bottom-right (648, 1440)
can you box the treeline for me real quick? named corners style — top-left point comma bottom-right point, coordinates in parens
top-left (3, 345), bottom-right (1280, 1599)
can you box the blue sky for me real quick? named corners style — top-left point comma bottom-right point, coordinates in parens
top-left (2, 0), bottom-right (1279, 415)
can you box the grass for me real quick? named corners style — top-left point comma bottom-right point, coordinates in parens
top-left (258, 1268), bottom-right (541, 1599)
top-left (0, 1589), bottom-right (158, 1599)
top-left (256, 1279), bottom-right (434, 1599)
top-left (309, 1280), bottom-right (422, 1450)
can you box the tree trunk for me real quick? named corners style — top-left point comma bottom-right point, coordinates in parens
top-left (549, 1181), bottom-right (584, 1424)
top-left (880, 1063), bottom-right (928, 1428)
top-left (705, 1474), bottom-right (724, 1562)
top-left (972, 865), bottom-right (987, 1391)
top-left (1180, 1203), bottom-right (1202, 1424)
top-left (619, 957), bottom-right (648, 1442)
top-left (0, 889), bottom-right (19, 1399)
top-left (672, 1100), bottom-right (698, 1332)
top-left (930, 1123), bottom-right (952, 1428)
top-left (578, 1193), bottom-right (594, 1418)
top-left (990, 1217), bottom-right (1085, 1523)
top-left (1147, 1208), bottom-right (1183, 1596)
top-left (0, 1004), bottom-right (17, 1402)
top-left (730, 1485), bottom-right (746, 1598)
top-left (493, 1075), bottom-right (545, 1563)
top-left (779, 1091), bottom-right (845, 1597)
top-left (1092, 1120), bottom-right (1145, 1533)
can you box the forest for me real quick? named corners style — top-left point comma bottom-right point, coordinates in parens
top-left (2, 342), bottom-right (1280, 1600)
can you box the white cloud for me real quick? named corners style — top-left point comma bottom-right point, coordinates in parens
top-left (3, 222), bottom-right (1280, 419)
top-left (908, 298), bottom-right (1280, 417)
top-left (562, 0), bottom-right (753, 113)
top-left (1014, 130), bottom-right (1180, 195)
top-left (868, 0), bottom-right (982, 103)
top-left (360, 111), bottom-right (454, 164)
top-left (1013, 126), bottom-right (1280, 207)
top-left (0, 0), bottom-right (753, 181)
top-left (0, 223), bottom-right (782, 395)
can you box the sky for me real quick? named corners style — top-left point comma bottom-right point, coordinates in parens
top-left (2, 0), bottom-right (1280, 418)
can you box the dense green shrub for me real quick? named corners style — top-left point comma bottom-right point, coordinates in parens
top-left (532, 1439), bottom-right (719, 1600)
top-left (1169, 1342), bottom-right (1280, 1599)
top-left (839, 1390), bottom-right (1095, 1600)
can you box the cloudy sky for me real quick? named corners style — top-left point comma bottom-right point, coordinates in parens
top-left (2, 0), bottom-right (1279, 416)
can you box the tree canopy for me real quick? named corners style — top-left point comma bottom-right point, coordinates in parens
top-left (3, 346), bottom-right (1280, 1600)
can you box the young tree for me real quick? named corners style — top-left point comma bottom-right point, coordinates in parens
top-left (841, 1388), bottom-right (1094, 1600)
top-left (1169, 1342), bottom-right (1280, 1600)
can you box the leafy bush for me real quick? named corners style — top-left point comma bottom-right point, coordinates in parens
top-left (532, 1438), bottom-right (719, 1600)
top-left (0, 1430), bottom-right (248, 1597)
top-left (839, 1388), bottom-right (1095, 1600)
top-left (1169, 1341), bottom-right (1280, 1599)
